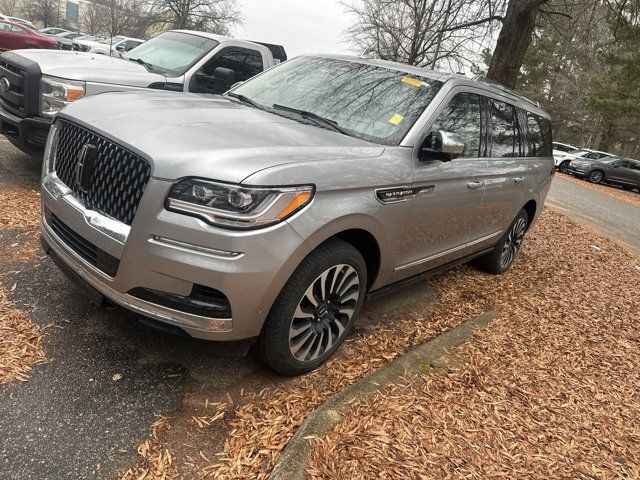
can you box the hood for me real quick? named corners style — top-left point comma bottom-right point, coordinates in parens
top-left (58, 91), bottom-right (385, 183)
top-left (15, 50), bottom-right (164, 87)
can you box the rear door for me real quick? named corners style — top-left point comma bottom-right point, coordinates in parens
top-left (475, 97), bottom-right (528, 245)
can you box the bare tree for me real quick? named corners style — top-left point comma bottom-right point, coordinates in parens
top-left (148, 0), bottom-right (241, 34)
top-left (0, 0), bottom-right (22, 16)
top-left (21, 0), bottom-right (60, 27)
top-left (81, 2), bottom-right (108, 35)
top-left (343, 0), bottom-right (504, 69)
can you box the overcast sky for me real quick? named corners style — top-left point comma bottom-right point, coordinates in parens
top-left (233, 0), bottom-right (356, 58)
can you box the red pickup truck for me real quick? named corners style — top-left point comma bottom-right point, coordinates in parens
top-left (0, 21), bottom-right (56, 52)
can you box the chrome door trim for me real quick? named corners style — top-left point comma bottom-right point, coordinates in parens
top-left (395, 230), bottom-right (502, 271)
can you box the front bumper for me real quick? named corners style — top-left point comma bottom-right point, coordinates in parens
top-left (565, 164), bottom-right (589, 177)
top-left (0, 106), bottom-right (51, 153)
top-left (41, 173), bottom-right (311, 341)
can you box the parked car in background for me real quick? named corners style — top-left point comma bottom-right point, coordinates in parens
top-left (0, 21), bottom-right (57, 52)
top-left (40, 27), bottom-right (71, 35)
top-left (39, 55), bottom-right (553, 375)
top-left (88, 36), bottom-right (145, 56)
top-left (566, 156), bottom-right (640, 190)
top-left (71, 35), bottom-right (102, 51)
top-left (74, 35), bottom-right (118, 52)
top-left (0, 14), bottom-right (37, 30)
top-left (0, 30), bottom-right (286, 155)
top-left (555, 147), bottom-right (614, 173)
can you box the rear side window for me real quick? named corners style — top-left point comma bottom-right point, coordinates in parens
top-left (426, 92), bottom-right (482, 157)
top-left (490, 100), bottom-right (519, 157)
top-left (525, 112), bottom-right (552, 157)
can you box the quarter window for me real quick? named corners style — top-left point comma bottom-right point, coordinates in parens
top-left (425, 92), bottom-right (482, 157)
top-left (525, 112), bottom-right (552, 157)
top-left (490, 100), bottom-right (519, 157)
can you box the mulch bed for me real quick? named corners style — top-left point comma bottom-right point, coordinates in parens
top-left (119, 208), bottom-right (639, 479)
top-left (0, 282), bottom-right (45, 385)
top-left (307, 210), bottom-right (640, 479)
top-left (558, 172), bottom-right (640, 207)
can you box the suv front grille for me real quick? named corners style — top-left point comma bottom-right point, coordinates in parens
top-left (54, 120), bottom-right (152, 226)
top-left (0, 59), bottom-right (26, 115)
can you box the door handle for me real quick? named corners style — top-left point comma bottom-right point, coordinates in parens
top-left (467, 181), bottom-right (484, 190)
top-left (514, 176), bottom-right (525, 184)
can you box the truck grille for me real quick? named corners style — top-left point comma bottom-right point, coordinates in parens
top-left (0, 58), bottom-right (26, 115)
top-left (54, 120), bottom-right (152, 226)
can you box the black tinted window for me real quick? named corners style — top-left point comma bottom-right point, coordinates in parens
top-left (204, 47), bottom-right (263, 81)
top-left (426, 92), bottom-right (481, 157)
top-left (490, 100), bottom-right (519, 157)
top-left (526, 112), bottom-right (552, 157)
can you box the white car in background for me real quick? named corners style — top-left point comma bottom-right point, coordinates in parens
top-left (89, 36), bottom-right (145, 56)
top-left (555, 147), bottom-right (614, 173)
top-left (40, 27), bottom-right (71, 35)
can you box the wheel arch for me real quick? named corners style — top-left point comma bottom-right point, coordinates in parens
top-left (522, 199), bottom-right (537, 231)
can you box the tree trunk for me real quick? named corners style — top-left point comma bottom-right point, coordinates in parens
top-left (597, 121), bottom-right (616, 152)
top-left (487, 0), bottom-right (547, 88)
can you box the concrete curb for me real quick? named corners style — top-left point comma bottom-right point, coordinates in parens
top-left (269, 310), bottom-right (499, 480)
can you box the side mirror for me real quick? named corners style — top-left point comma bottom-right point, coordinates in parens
top-left (116, 44), bottom-right (126, 52)
top-left (419, 130), bottom-right (465, 162)
top-left (213, 67), bottom-right (235, 86)
top-left (612, 164), bottom-right (620, 168)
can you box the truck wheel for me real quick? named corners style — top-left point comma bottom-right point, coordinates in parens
top-left (588, 170), bottom-right (604, 184)
top-left (257, 239), bottom-right (366, 376)
top-left (558, 160), bottom-right (570, 173)
top-left (474, 209), bottom-right (528, 275)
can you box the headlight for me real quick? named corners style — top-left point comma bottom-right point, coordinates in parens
top-left (40, 76), bottom-right (86, 118)
top-left (42, 119), bottom-right (60, 176)
top-left (166, 179), bottom-right (314, 229)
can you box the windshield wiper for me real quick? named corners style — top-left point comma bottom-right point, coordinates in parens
top-left (271, 104), bottom-right (350, 136)
top-left (128, 57), bottom-right (153, 71)
top-left (227, 92), bottom-right (263, 109)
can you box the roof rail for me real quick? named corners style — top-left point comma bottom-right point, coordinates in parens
top-left (471, 75), bottom-right (541, 109)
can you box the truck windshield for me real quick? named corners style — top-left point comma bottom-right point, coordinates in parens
top-left (232, 56), bottom-right (442, 145)
top-left (123, 32), bottom-right (219, 77)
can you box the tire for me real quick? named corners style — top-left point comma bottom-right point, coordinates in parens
top-left (474, 209), bottom-right (528, 275)
top-left (588, 169), bottom-right (604, 184)
top-left (257, 239), bottom-right (367, 376)
top-left (558, 160), bottom-right (571, 173)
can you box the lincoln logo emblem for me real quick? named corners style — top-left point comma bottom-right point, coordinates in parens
top-left (0, 77), bottom-right (9, 93)
top-left (74, 144), bottom-right (97, 193)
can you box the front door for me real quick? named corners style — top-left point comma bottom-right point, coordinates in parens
top-left (399, 91), bottom-right (487, 277)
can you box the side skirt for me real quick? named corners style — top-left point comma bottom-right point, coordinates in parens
top-left (366, 247), bottom-right (494, 299)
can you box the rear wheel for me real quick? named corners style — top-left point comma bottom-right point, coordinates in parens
top-left (257, 239), bottom-right (366, 376)
top-left (588, 169), bottom-right (604, 184)
top-left (474, 209), bottom-right (528, 275)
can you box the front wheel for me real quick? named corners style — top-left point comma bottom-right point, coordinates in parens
top-left (588, 170), bottom-right (604, 184)
top-left (474, 209), bottom-right (528, 275)
top-left (257, 239), bottom-right (367, 376)
top-left (558, 160), bottom-right (571, 173)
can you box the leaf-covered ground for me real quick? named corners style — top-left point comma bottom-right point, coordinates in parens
top-left (120, 209), bottom-right (640, 479)
top-left (308, 209), bottom-right (640, 479)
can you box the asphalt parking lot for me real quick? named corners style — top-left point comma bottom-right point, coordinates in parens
top-left (0, 137), bottom-right (638, 479)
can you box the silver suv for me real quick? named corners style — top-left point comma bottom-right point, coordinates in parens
top-left (40, 55), bottom-right (554, 375)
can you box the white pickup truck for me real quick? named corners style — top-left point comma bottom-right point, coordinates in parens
top-left (0, 30), bottom-right (286, 155)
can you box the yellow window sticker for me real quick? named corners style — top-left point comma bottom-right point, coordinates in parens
top-left (401, 76), bottom-right (423, 87)
top-left (388, 114), bottom-right (404, 125)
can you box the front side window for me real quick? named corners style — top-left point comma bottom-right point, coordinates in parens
top-left (201, 47), bottom-right (263, 82)
top-left (233, 56), bottom-right (442, 145)
top-left (490, 100), bottom-right (519, 158)
top-left (424, 92), bottom-right (481, 157)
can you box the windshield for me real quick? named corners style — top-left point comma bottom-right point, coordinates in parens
top-left (232, 56), bottom-right (442, 145)
top-left (99, 36), bottom-right (124, 44)
top-left (123, 32), bottom-right (219, 77)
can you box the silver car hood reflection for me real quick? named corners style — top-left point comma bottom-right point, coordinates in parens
top-left (57, 91), bottom-right (385, 183)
